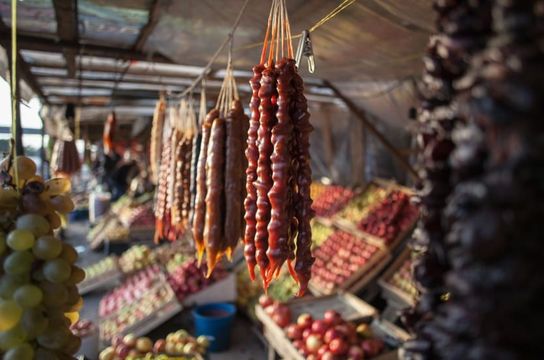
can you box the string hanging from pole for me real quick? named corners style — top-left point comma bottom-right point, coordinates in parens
top-left (10, 0), bottom-right (19, 187)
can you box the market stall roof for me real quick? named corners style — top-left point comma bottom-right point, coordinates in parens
top-left (0, 0), bottom-right (431, 126)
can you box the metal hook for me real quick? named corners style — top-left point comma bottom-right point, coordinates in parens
top-left (295, 30), bottom-right (315, 73)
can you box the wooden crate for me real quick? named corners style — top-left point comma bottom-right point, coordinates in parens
top-left (378, 249), bottom-right (418, 308)
top-left (255, 293), bottom-right (404, 360)
top-left (309, 233), bottom-right (391, 296)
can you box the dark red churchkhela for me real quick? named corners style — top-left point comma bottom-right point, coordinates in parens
top-left (244, 65), bottom-right (264, 280)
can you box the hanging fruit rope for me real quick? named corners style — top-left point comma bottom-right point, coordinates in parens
top-left (149, 95), bottom-right (167, 185)
top-left (192, 46), bottom-right (248, 276)
top-left (244, 0), bottom-right (314, 295)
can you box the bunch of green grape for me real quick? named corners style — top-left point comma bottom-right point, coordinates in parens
top-left (0, 156), bottom-right (86, 359)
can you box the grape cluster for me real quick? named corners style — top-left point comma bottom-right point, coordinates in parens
top-left (403, 0), bottom-right (493, 358)
top-left (0, 156), bottom-right (85, 359)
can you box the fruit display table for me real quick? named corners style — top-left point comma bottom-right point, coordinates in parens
top-left (255, 293), bottom-right (404, 360)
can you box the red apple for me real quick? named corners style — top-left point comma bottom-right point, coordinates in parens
top-left (259, 294), bottom-right (273, 308)
top-left (303, 328), bottom-right (312, 340)
top-left (324, 328), bottom-right (343, 344)
top-left (324, 310), bottom-right (341, 326)
top-left (306, 334), bottom-right (323, 354)
top-left (153, 339), bottom-right (166, 353)
top-left (347, 345), bottom-right (364, 360)
top-left (297, 313), bottom-right (313, 329)
top-left (311, 319), bottom-right (328, 336)
top-left (361, 339), bottom-right (385, 357)
top-left (286, 324), bottom-right (303, 340)
top-left (322, 351), bottom-right (337, 360)
top-left (329, 338), bottom-right (349, 356)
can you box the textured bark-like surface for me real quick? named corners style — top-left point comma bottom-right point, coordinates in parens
top-left (403, 1), bottom-right (492, 358)
top-left (431, 2), bottom-right (544, 359)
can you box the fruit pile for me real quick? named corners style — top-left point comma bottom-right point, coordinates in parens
top-left (100, 283), bottom-right (176, 341)
top-left (99, 265), bottom-right (162, 317)
top-left (80, 256), bottom-right (119, 284)
top-left (119, 245), bottom-right (155, 274)
top-left (357, 191), bottom-right (418, 245)
top-left (310, 221), bottom-right (334, 248)
top-left (335, 185), bottom-right (388, 223)
top-left (387, 258), bottom-right (417, 300)
top-left (261, 299), bottom-right (387, 359)
top-left (311, 185), bottom-right (354, 218)
top-left (118, 204), bottom-right (155, 229)
top-left (0, 156), bottom-right (85, 359)
top-left (311, 231), bottom-right (380, 293)
top-left (99, 330), bottom-right (208, 360)
top-left (70, 319), bottom-right (95, 338)
top-left (166, 259), bottom-right (227, 302)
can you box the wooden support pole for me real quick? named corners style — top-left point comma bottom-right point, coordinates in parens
top-left (323, 80), bottom-right (420, 181)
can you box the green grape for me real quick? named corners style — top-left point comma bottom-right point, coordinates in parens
top-left (37, 323), bottom-right (69, 350)
top-left (63, 333), bottom-right (82, 355)
top-left (33, 235), bottom-right (62, 260)
top-left (35, 347), bottom-right (59, 360)
top-left (40, 282), bottom-right (68, 308)
top-left (3, 342), bottom-right (34, 360)
top-left (21, 306), bottom-right (48, 339)
top-left (60, 243), bottom-right (78, 264)
top-left (0, 324), bottom-right (27, 351)
top-left (6, 229), bottom-right (35, 251)
top-left (0, 275), bottom-right (28, 299)
top-left (0, 232), bottom-right (6, 256)
top-left (66, 265), bottom-right (85, 285)
top-left (16, 214), bottom-right (50, 237)
top-left (14, 284), bottom-right (43, 307)
top-left (0, 299), bottom-right (23, 331)
top-left (3, 251), bottom-right (33, 275)
top-left (43, 258), bottom-right (72, 283)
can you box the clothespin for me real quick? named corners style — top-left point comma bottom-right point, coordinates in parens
top-left (295, 30), bottom-right (315, 73)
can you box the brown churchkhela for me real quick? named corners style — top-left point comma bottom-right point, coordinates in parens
top-left (224, 100), bottom-right (248, 260)
top-left (193, 109), bottom-right (218, 263)
top-left (243, 59), bottom-right (314, 295)
top-left (244, 64), bottom-right (264, 281)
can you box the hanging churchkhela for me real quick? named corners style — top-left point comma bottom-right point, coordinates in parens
top-left (402, 1), bottom-right (493, 358)
top-left (243, 0), bottom-right (314, 296)
top-left (153, 99), bottom-right (197, 242)
top-left (150, 96), bottom-right (166, 185)
top-left (192, 60), bottom-right (248, 275)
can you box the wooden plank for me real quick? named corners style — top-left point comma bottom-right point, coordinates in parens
top-left (133, 0), bottom-right (165, 51)
top-left (0, 30), bottom-right (174, 63)
top-left (378, 248), bottom-right (418, 307)
top-left (323, 80), bottom-right (420, 181)
top-left (52, 0), bottom-right (78, 78)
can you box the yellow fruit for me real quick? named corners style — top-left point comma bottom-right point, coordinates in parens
top-left (3, 156), bottom-right (37, 180)
top-left (21, 193), bottom-right (49, 215)
top-left (64, 311), bottom-right (79, 325)
top-left (45, 211), bottom-right (62, 230)
top-left (49, 194), bottom-right (75, 214)
top-left (0, 188), bottom-right (19, 206)
top-left (44, 178), bottom-right (71, 196)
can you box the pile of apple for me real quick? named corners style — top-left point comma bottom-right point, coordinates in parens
top-left (100, 283), bottom-right (175, 341)
top-left (119, 245), bottom-right (156, 274)
top-left (81, 256), bottom-right (119, 282)
top-left (70, 319), bottom-right (95, 338)
top-left (119, 204), bottom-right (155, 228)
top-left (311, 185), bottom-right (355, 218)
top-left (336, 185), bottom-right (388, 223)
top-left (357, 191), bottom-right (419, 245)
top-left (311, 221), bottom-right (334, 248)
top-left (99, 265), bottom-right (162, 317)
top-left (0, 156), bottom-right (85, 359)
top-left (99, 330), bottom-right (209, 360)
top-left (387, 258), bottom-right (417, 299)
top-left (166, 259), bottom-right (227, 302)
top-left (311, 231), bottom-right (379, 292)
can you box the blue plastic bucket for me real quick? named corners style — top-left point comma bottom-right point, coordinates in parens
top-left (192, 302), bottom-right (236, 352)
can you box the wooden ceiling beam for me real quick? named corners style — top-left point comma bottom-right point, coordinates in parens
top-left (133, 0), bottom-right (165, 51)
top-left (52, 0), bottom-right (78, 78)
top-left (0, 30), bottom-right (174, 64)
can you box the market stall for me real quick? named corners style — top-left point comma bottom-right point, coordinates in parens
top-left (1, 0), bottom-right (541, 359)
